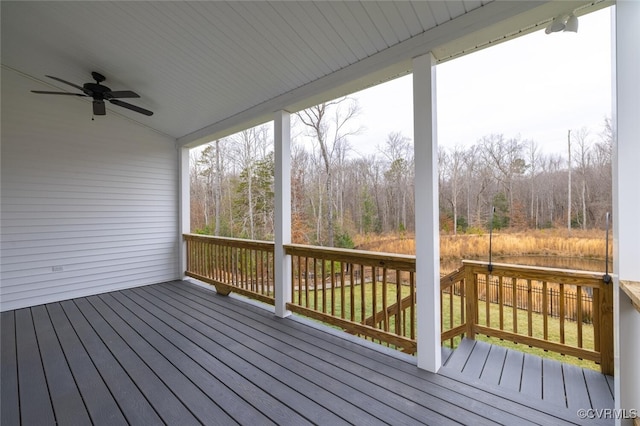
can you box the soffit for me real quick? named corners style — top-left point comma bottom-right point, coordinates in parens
top-left (1, 1), bottom-right (606, 147)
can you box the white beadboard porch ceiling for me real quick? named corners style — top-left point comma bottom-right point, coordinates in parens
top-left (1, 1), bottom-right (606, 148)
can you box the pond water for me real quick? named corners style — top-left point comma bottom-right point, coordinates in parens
top-left (441, 255), bottom-right (608, 274)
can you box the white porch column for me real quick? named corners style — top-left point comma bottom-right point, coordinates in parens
top-left (179, 146), bottom-right (191, 278)
top-left (274, 110), bottom-right (292, 318)
top-left (413, 52), bottom-right (441, 373)
top-left (613, 2), bottom-right (640, 421)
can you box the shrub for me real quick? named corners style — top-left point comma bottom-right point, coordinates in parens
top-left (335, 231), bottom-right (355, 249)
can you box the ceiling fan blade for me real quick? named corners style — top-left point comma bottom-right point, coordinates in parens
top-left (109, 99), bottom-right (153, 116)
top-left (45, 75), bottom-right (85, 91)
top-left (93, 100), bottom-right (106, 116)
top-left (106, 90), bottom-right (140, 99)
top-left (31, 90), bottom-right (87, 96)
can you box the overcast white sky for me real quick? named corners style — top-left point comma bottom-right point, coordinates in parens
top-left (347, 7), bottom-right (612, 157)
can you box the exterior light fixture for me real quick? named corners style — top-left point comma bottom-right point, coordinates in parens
top-left (564, 14), bottom-right (579, 33)
top-left (545, 13), bottom-right (579, 34)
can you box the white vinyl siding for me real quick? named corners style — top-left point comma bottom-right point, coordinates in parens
top-left (1, 70), bottom-right (179, 311)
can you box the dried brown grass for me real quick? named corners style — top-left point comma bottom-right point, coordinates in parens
top-left (355, 229), bottom-right (610, 261)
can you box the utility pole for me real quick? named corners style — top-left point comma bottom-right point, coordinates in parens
top-left (567, 130), bottom-right (572, 235)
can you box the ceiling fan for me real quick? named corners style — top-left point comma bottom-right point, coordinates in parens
top-left (31, 71), bottom-right (154, 116)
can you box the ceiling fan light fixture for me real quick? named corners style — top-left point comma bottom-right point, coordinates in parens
top-left (93, 100), bottom-right (106, 115)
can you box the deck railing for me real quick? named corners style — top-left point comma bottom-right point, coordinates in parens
top-left (284, 244), bottom-right (416, 354)
top-left (440, 267), bottom-right (467, 347)
top-left (183, 234), bottom-right (613, 374)
top-left (184, 234), bottom-right (275, 304)
top-left (455, 260), bottom-right (614, 375)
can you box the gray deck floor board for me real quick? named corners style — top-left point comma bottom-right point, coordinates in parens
top-left (441, 337), bottom-right (474, 372)
top-left (103, 291), bottom-right (280, 425)
top-left (15, 308), bottom-right (56, 425)
top-left (564, 363), bottom-right (594, 411)
top-left (172, 282), bottom-right (590, 426)
top-left (441, 345), bottom-right (453, 365)
top-left (111, 289), bottom-right (322, 425)
top-left (499, 348), bottom-right (525, 391)
top-left (441, 335), bottom-right (614, 417)
top-left (583, 369), bottom-right (615, 409)
top-left (45, 302), bottom-right (128, 426)
top-left (154, 296), bottom-right (413, 424)
top-left (80, 295), bottom-right (236, 425)
top-left (606, 374), bottom-right (615, 396)
top-left (46, 302), bottom-right (157, 426)
top-left (1, 311), bottom-right (19, 426)
top-left (0, 280), bottom-right (615, 426)
top-left (521, 353), bottom-right (543, 399)
top-left (479, 344), bottom-right (507, 385)
top-left (165, 284), bottom-right (524, 425)
top-left (542, 357), bottom-right (567, 406)
top-left (62, 298), bottom-right (199, 425)
top-left (461, 337), bottom-right (490, 379)
top-left (30, 305), bottom-right (91, 426)
top-left (150, 284), bottom-right (473, 426)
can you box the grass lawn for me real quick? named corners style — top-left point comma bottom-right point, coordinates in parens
top-left (293, 281), bottom-right (412, 325)
top-left (443, 293), bottom-right (599, 370)
top-left (294, 283), bottom-right (600, 371)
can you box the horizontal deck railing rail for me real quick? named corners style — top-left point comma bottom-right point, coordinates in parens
top-left (184, 234), bottom-right (275, 304)
top-left (183, 235), bottom-right (613, 373)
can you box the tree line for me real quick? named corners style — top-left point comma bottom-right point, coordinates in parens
top-left (190, 98), bottom-right (612, 246)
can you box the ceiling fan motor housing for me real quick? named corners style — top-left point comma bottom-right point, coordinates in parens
top-left (83, 82), bottom-right (111, 100)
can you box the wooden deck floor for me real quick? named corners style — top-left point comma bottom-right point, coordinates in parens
top-left (1, 280), bottom-right (613, 425)
top-left (440, 339), bottom-right (615, 413)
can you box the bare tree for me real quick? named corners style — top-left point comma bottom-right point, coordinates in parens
top-left (461, 144), bottom-right (480, 227)
top-left (572, 127), bottom-right (591, 229)
top-left (190, 150), bottom-right (206, 231)
top-left (526, 139), bottom-right (540, 228)
top-left (296, 98), bottom-right (362, 246)
top-left (441, 145), bottom-right (465, 234)
top-left (479, 134), bottom-right (526, 226)
top-left (229, 125), bottom-right (272, 239)
top-left (195, 140), bottom-right (227, 234)
top-left (189, 117), bottom-right (613, 244)
top-left (591, 118), bottom-right (613, 227)
top-left (380, 132), bottom-right (413, 232)
top-left (567, 130), bottom-right (572, 234)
